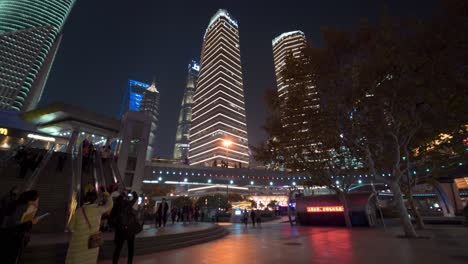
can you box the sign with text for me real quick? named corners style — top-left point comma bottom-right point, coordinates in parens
top-left (306, 206), bottom-right (344, 213)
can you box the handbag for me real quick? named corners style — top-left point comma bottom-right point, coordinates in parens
top-left (82, 207), bottom-right (103, 249)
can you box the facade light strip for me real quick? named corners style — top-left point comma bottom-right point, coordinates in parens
top-left (191, 121), bottom-right (248, 137)
top-left (189, 138), bottom-right (249, 152)
top-left (191, 112), bottom-right (247, 130)
top-left (189, 146), bottom-right (249, 159)
top-left (192, 104), bottom-right (245, 122)
top-left (192, 96), bottom-right (245, 115)
top-left (190, 129), bottom-right (248, 144)
top-left (190, 155), bottom-right (249, 165)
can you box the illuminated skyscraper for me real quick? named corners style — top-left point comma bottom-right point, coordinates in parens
top-left (272, 31), bottom-right (320, 166)
top-left (0, 0), bottom-right (76, 111)
top-left (173, 61), bottom-right (199, 161)
top-left (272, 31), bottom-right (309, 98)
top-left (189, 9), bottom-right (249, 167)
top-left (120, 79), bottom-right (160, 160)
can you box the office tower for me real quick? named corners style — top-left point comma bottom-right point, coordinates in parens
top-left (0, 0), bottom-right (76, 111)
top-left (120, 79), bottom-right (160, 160)
top-left (173, 61), bottom-right (199, 161)
top-left (189, 9), bottom-right (249, 168)
top-left (272, 31), bottom-right (320, 165)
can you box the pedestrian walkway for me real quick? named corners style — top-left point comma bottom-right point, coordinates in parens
top-left (23, 222), bottom-right (227, 263)
top-left (28, 222), bottom-right (215, 246)
top-left (100, 222), bottom-right (468, 264)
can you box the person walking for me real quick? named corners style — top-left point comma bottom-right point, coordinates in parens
top-left (156, 198), bottom-right (169, 228)
top-left (250, 210), bottom-right (256, 227)
top-left (111, 191), bottom-right (141, 264)
top-left (1, 190), bottom-right (41, 264)
top-left (182, 204), bottom-right (189, 224)
top-left (242, 209), bottom-right (248, 227)
top-left (65, 191), bottom-right (113, 264)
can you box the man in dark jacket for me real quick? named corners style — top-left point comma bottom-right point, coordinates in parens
top-left (156, 198), bottom-right (169, 228)
top-left (111, 191), bottom-right (141, 264)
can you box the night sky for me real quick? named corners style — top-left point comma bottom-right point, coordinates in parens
top-left (40, 0), bottom-right (437, 158)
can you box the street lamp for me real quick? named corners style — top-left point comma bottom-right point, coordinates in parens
top-left (222, 139), bottom-right (232, 168)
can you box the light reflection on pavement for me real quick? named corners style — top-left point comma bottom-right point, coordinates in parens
top-left (100, 222), bottom-right (467, 264)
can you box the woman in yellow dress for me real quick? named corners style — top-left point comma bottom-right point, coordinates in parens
top-left (66, 190), bottom-right (113, 264)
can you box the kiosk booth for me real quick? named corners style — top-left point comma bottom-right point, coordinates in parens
top-left (295, 192), bottom-right (378, 226)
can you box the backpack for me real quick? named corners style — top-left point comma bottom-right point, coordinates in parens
top-left (114, 203), bottom-right (142, 236)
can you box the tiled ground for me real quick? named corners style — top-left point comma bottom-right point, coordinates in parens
top-left (101, 222), bottom-right (468, 264)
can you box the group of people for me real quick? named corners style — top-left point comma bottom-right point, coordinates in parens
top-left (66, 187), bottom-right (143, 264)
top-left (242, 209), bottom-right (262, 227)
top-left (0, 187), bottom-right (42, 263)
top-left (14, 146), bottom-right (44, 178)
top-left (155, 200), bottom-right (202, 228)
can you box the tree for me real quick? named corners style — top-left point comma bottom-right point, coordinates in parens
top-left (173, 196), bottom-right (192, 208)
top-left (195, 194), bottom-right (230, 210)
top-left (254, 1), bottom-right (468, 237)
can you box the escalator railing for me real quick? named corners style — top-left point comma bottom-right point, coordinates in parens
top-left (66, 144), bottom-right (81, 228)
top-left (109, 154), bottom-right (126, 191)
top-left (94, 150), bottom-right (107, 192)
top-left (24, 144), bottom-right (56, 191)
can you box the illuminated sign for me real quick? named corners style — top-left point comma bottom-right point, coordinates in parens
top-left (191, 63), bottom-right (200, 72)
top-left (306, 206), bottom-right (344, 213)
top-left (0, 128), bottom-right (7, 136)
top-left (27, 134), bottom-right (55, 142)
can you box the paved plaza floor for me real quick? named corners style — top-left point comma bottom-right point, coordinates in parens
top-left (28, 222), bottom-right (217, 246)
top-left (100, 221), bottom-right (468, 264)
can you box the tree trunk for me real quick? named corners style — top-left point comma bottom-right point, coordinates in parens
top-left (338, 191), bottom-right (352, 228)
top-left (390, 182), bottom-right (418, 238)
top-left (406, 187), bottom-right (425, 229)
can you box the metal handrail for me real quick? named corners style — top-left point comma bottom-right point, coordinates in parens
top-left (110, 154), bottom-right (126, 191)
top-left (94, 150), bottom-right (107, 192)
top-left (24, 144), bottom-right (55, 191)
top-left (66, 145), bottom-right (80, 228)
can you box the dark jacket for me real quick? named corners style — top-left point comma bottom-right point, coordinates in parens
top-left (157, 202), bottom-right (169, 217)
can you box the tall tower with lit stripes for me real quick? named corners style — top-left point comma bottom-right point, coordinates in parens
top-left (0, 0), bottom-right (76, 111)
top-left (189, 9), bottom-right (249, 168)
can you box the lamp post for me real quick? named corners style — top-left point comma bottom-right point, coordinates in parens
top-left (222, 139), bottom-right (232, 168)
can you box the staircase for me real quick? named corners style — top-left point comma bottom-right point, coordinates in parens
top-left (32, 152), bottom-right (72, 233)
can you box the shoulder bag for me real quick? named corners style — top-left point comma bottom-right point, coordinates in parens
top-left (82, 207), bottom-right (103, 249)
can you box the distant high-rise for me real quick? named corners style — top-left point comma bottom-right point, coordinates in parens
top-left (189, 9), bottom-right (249, 168)
top-left (272, 31), bottom-right (309, 98)
top-left (0, 0), bottom-right (76, 111)
top-left (120, 79), bottom-right (160, 160)
top-left (272, 31), bottom-right (320, 166)
top-left (173, 61), bottom-right (199, 161)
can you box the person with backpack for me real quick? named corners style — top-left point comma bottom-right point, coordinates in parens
top-left (111, 191), bottom-right (141, 264)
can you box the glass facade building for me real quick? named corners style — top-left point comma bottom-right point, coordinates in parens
top-left (120, 79), bottom-right (160, 160)
top-left (189, 9), bottom-right (249, 168)
top-left (0, 0), bottom-right (76, 111)
top-left (173, 61), bottom-right (199, 161)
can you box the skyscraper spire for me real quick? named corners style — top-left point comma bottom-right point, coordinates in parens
top-left (173, 60), bottom-right (199, 160)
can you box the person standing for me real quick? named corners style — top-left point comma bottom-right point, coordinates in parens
top-left (0, 186), bottom-right (19, 224)
top-left (250, 210), bottom-right (256, 227)
top-left (111, 191), bottom-right (141, 264)
top-left (156, 198), bottom-right (169, 228)
top-left (1, 190), bottom-right (41, 264)
top-left (65, 191), bottom-right (113, 264)
top-left (170, 206), bottom-right (177, 225)
top-left (242, 209), bottom-right (248, 227)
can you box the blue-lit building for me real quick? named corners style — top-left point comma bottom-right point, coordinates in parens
top-left (120, 79), bottom-right (160, 160)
